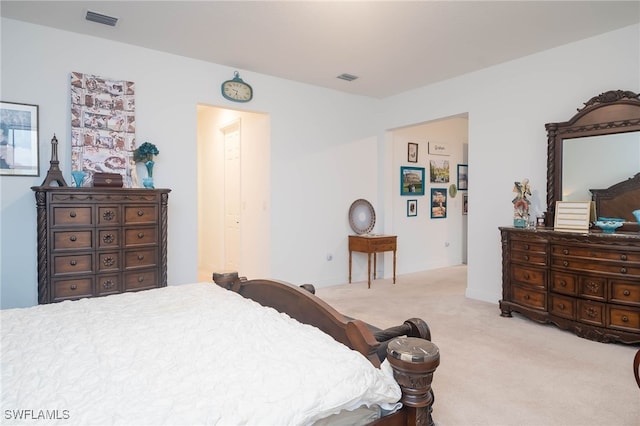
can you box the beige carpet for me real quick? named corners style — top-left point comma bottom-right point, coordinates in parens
top-left (315, 265), bottom-right (640, 426)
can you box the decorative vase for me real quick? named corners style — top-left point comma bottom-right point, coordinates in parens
top-left (71, 170), bottom-right (86, 187)
top-left (633, 210), bottom-right (640, 225)
top-left (143, 160), bottom-right (155, 189)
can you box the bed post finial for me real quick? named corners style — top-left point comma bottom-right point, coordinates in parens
top-left (212, 271), bottom-right (244, 291)
top-left (387, 337), bottom-right (440, 426)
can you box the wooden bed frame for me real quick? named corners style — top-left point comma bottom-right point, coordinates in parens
top-left (590, 172), bottom-right (640, 232)
top-left (213, 272), bottom-right (440, 426)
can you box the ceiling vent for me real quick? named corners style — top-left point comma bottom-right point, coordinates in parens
top-left (337, 73), bottom-right (359, 82)
top-left (86, 10), bottom-right (119, 27)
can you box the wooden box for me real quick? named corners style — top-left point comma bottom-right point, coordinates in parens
top-left (93, 173), bottom-right (123, 188)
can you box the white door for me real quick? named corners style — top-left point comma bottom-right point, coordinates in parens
top-left (223, 123), bottom-right (241, 271)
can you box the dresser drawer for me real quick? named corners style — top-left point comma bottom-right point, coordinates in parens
top-left (124, 269), bottom-right (157, 291)
top-left (552, 258), bottom-right (640, 277)
top-left (511, 250), bottom-right (547, 265)
top-left (550, 272), bottom-right (577, 295)
top-left (53, 230), bottom-right (93, 251)
top-left (53, 277), bottom-right (93, 300)
top-left (608, 306), bottom-right (640, 333)
top-left (510, 240), bottom-right (546, 253)
top-left (124, 227), bottom-right (158, 246)
top-left (512, 285), bottom-right (546, 310)
top-left (578, 276), bottom-right (606, 301)
top-left (95, 274), bottom-right (121, 296)
top-left (52, 253), bottom-right (93, 275)
top-left (52, 206), bottom-right (92, 227)
top-left (577, 300), bottom-right (605, 326)
top-left (97, 229), bottom-right (120, 249)
top-left (552, 244), bottom-right (640, 262)
top-left (511, 265), bottom-right (546, 288)
top-left (549, 294), bottom-right (576, 320)
top-left (124, 248), bottom-right (158, 269)
top-left (124, 206), bottom-right (158, 225)
top-left (610, 280), bottom-right (640, 307)
top-left (97, 252), bottom-right (120, 272)
top-left (97, 206), bottom-right (121, 226)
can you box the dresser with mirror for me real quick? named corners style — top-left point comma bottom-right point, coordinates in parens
top-left (500, 90), bottom-right (640, 344)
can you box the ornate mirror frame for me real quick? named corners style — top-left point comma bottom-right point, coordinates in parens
top-left (545, 90), bottom-right (640, 225)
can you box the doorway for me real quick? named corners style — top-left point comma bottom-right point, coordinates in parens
top-left (196, 105), bottom-right (271, 282)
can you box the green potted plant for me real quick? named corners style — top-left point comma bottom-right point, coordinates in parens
top-left (133, 141), bottom-right (159, 188)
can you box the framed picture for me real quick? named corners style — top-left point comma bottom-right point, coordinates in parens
top-left (429, 159), bottom-right (449, 183)
top-left (430, 187), bottom-right (447, 219)
top-left (463, 193), bottom-right (468, 215)
top-left (0, 101), bottom-right (39, 176)
top-left (457, 164), bottom-right (468, 190)
top-left (407, 142), bottom-right (418, 163)
top-left (400, 166), bottom-right (425, 196)
top-left (428, 141), bottom-right (450, 156)
top-left (407, 199), bottom-right (417, 217)
top-left (554, 201), bottom-right (591, 232)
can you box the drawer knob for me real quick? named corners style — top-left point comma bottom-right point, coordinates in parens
top-left (70, 235), bottom-right (77, 242)
top-left (558, 303), bottom-right (565, 310)
top-left (622, 316), bottom-right (629, 323)
top-left (524, 244), bottom-right (529, 250)
top-left (103, 257), bottom-right (115, 267)
top-left (563, 261), bottom-right (569, 267)
top-left (70, 284), bottom-right (77, 290)
top-left (524, 294), bottom-right (530, 300)
top-left (103, 210), bottom-right (115, 221)
top-left (137, 210), bottom-right (144, 216)
top-left (624, 290), bottom-right (631, 297)
top-left (70, 260), bottom-right (77, 266)
top-left (524, 255), bottom-right (529, 261)
top-left (621, 254), bottom-right (627, 261)
top-left (563, 249), bottom-right (569, 255)
top-left (560, 280), bottom-right (567, 287)
top-left (69, 211), bottom-right (77, 218)
top-left (137, 232), bottom-right (144, 239)
top-left (620, 267), bottom-right (627, 274)
top-left (137, 276), bottom-right (145, 283)
top-left (524, 273), bottom-right (530, 280)
top-left (102, 280), bottom-right (114, 289)
top-left (103, 234), bottom-right (114, 244)
top-left (137, 254), bottom-right (144, 261)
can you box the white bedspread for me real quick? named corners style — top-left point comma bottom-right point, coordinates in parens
top-left (1, 283), bottom-right (400, 425)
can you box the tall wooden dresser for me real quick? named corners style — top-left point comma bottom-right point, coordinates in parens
top-left (499, 227), bottom-right (640, 344)
top-left (32, 187), bottom-right (170, 304)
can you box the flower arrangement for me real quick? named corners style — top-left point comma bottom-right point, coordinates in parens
top-left (133, 141), bottom-right (159, 163)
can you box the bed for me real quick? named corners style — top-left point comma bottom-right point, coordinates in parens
top-left (1, 272), bottom-right (439, 426)
top-left (590, 172), bottom-right (640, 232)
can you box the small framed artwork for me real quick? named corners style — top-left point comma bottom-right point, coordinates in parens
top-left (400, 166), bottom-right (425, 196)
top-left (457, 164), bottom-right (468, 190)
top-left (463, 193), bottom-right (468, 215)
top-left (428, 141), bottom-right (450, 156)
top-left (0, 101), bottom-right (39, 176)
top-left (429, 159), bottom-right (449, 183)
top-left (407, 199), bottom-right (417, 217)
top-left (431, 187), bottom-right (447, 219)
top-left (407, 142), bottom-right (418, 163)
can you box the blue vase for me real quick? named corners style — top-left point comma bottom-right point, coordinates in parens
top-left (143, 160), bottom-right (155, 189)
top-left (633, 210), bottom-right (640, 225)
top-left (71, 170), bottom-right (86, 187)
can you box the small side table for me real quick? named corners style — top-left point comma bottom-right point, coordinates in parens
top-left (348, 234), bottom-right (397, 288)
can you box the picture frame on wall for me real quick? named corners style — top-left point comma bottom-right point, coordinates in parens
top-left (457, 164), bottom-right (468, 190)
top-left (463, 193), bottom-right (468, 215)
top-left (430, 187), bottom-right (447, 219)
top-left (407, 142), bottom-right (418, 163)
top-left (407, 199), bottom-right (417, 217)
top-left (0, 101), bottom-right (39, 176)
top-left (429, 159), bottom-right (449, 183)
top-left (400, 166), bottom-right (425, 196)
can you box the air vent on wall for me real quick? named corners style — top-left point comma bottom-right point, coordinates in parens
top-left (337, 73), bottom-right (359, 82)
top-left (86, 10), bottom-right (119, 27)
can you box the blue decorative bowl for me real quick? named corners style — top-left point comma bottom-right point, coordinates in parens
top-left (595, 220), bottom-right (624, 234)
top-left (598, 217), bottom-right (624, 223)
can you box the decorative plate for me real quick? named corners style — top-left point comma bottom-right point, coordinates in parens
top-left (348, 199), bottom-right (376, 234)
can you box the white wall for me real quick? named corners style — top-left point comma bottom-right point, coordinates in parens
top-left (1, 18), bottom-right (638, 308)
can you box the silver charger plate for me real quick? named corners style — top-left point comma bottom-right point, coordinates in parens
top-left (348, 199), bottom-right (376, 234)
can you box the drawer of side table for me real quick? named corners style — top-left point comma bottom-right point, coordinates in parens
top-left (512, 285), bottom-right (546, 310)
top-left (550, 272), bottom-right (577, 295)
top-left (511, 265), bottom-right (546, 288)
top-left (549, 294), bottom-right (576, 320)
top-left (53, 277), bottom-right (93, 300)
top-left (52, 253), bottom-right (93, 275)
top-left (610, 280), bottom-right (640, 307)
top-left (124, 206), bottom-right (158, 224)
top-left (124, 248), bottom-right (158, 269)
top-left (124, 269), bottom-right (157, 291)
top-left (124, 227), bottom-right (158, 246)
top-left (53, 230), bottom-right (93, 251)
top-left (608, 306), bottom-right (640, 333)
top-left (52, 206), bottom-right (92, 226)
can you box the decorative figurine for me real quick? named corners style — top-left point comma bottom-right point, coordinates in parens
top-left (512, 178), bottom-right (531, 228)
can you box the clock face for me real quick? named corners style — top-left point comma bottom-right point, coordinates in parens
top-left (222, 80), bottom-right (253, 102)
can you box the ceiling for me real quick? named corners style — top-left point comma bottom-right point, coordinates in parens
top-left (2, 1), bottom-right (639, 98)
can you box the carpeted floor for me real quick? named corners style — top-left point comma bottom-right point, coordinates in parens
top-left (315, 265), bottom-right (640, 426)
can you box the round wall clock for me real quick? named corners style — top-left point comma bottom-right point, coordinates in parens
top-left (221, 71), bottom-right (253, 103)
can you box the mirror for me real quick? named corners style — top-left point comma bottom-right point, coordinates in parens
top-left (545, 90), bottom-right (640, 225)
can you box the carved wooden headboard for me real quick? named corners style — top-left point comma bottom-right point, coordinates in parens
top-left (590, 172), bottom-right (640, 231)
